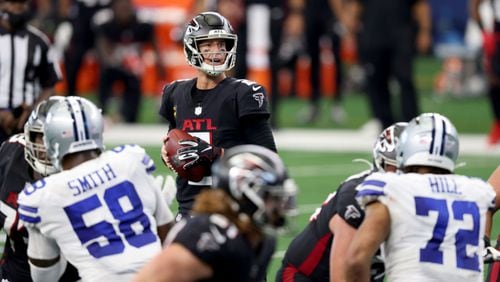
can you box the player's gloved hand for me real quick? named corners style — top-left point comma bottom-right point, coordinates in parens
top-left (154, 174), bottom-right (177, 206)
top-left (176, 137), bottom-right (222, 170)
top-left (483, 236), bottom-right (500, 263)
top-left (483, 246), bottom-right (500, 263)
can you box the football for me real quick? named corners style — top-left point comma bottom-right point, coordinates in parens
top-left (164, 129), bottom-right (208, 182)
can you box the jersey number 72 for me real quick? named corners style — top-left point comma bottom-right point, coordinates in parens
top-left (415, 196), bottom-right (480, 272)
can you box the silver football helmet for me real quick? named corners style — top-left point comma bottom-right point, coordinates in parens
top-left (24, 96), bottom-right (66, 176)
top-left (373, 122), bottom-right (408, 171)
top-left (397, 113), bottom-right (459, 172)
top-left (43, 96), bottom-right (104, 171)
top-left (211, 145), bottom-right (297, 229)
top-left (183, 12), bottom-right (237, 76)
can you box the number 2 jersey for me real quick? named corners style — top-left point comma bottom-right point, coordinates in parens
top-left (18, 145), bottom-right (174, 281)
top-left (357, 172), bottom-right (496, 282)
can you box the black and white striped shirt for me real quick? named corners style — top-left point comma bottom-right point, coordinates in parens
top-left (0, 25), bottom-right (61, 110)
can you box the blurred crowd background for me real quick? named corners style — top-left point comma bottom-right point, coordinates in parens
top-left (18, 0), bottom-right (499, 141)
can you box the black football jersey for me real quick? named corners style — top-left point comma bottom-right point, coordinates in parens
top-left (159, 77), bottom-right (272, 215)
top-left (0, 134), bottom-right (79, 281)
top-left (171, 213), bottom-right (274, 282)
top-left (279, 170), bottom-right (372, 281)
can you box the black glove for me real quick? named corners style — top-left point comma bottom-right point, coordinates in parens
top-left (176, 138), bottom-right (222, 170)
top-left (483, 236), bottom-right (500, 263)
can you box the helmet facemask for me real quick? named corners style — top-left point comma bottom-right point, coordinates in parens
top-left (24, 97), bottom-right (65, 176)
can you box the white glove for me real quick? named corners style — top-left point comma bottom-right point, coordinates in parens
top-left (483, 246), bottom-right (500, 263)
top-left (154, 175), bottom-right (177, 206)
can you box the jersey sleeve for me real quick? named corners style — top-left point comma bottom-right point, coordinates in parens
top-left (172, 215), bottom-right (232, 267)
top-left (355, 172), bottom-right (389, 208)
top-left (159, 82), bottom-right (177, 126)
top-left (335, 181), bottom-right (365, 228)
top-left (151, 178), bottom-right (174, 225)
top-left (37, 36), bottom-right (62, 88)
top-left (0, 137), bottom-right (30, 235)
top-left (236, 80), bottom-right (270, 118)
top-left (26, 226), bottom-right (60, 260)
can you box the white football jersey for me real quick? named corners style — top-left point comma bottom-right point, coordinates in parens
top-left (357, 172), bottom-right (496, 282)
top-left (18, 144), bottom-right (173, 281)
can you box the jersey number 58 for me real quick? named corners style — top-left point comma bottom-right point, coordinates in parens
top-left (64, 181), bottom-right (157, 258)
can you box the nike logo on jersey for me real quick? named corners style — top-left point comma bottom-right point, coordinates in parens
top-left (252, 85), bottom-right (262, 91)
top-left (344, 205), bottom-right (361, 220)
top-left (253, 93), bottom-right (264, 108)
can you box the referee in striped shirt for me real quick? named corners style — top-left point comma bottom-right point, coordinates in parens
top-left (0, 0), bottom-right (61, 143)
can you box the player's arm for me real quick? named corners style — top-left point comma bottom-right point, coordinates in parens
top-left (345, 202), bottom-right (389, 281)
top-left (485, 166), bottom-right (500, 238)
top-left (488, 166), bottom-right (500, 213)
top-left (150, 172), bottom-right (175, 243)
top-left (329, 214), bottom-right (357, 281)
top-left (240, 115), bottom-right (277, 152)
top-left (26, 227), bottom-right (66, 282)
top-left (134, 243), bottom-right (212, 282)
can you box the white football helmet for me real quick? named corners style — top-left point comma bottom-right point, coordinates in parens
top-left (183, 12), bottom-right (237, 76)
top-left (211, 145), bottom-right (297, 229)
top-left (43, 96), bottom-right (104, 171)
top-left (24, 96), bottom-right (66, 176)
top-left (397, 113), bottom-right (459, 172)
top-left (373, 122), bottom-right (408, 171)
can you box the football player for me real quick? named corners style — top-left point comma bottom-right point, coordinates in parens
top-left (0, 96), bottom-right (80, 281)
top-left (135, 145), bottom-right (296, 282)
top-left (346, 113), bottom-right (496, 281)
top-left (18, 97), bottom-right (174, 281)
top-left (485, 166), bottom-right (500, 281)
top-left (159, 11), bottom-right (276, 221)
top-left (275, 122), bottom-right (407, 281)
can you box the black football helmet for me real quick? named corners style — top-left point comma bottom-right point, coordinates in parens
top-left (183, 11), bottom-right (237, 76)
top-left (372, 122), bottom-right (408, 171)
top-left (211, 145), bottom-right (297, 229)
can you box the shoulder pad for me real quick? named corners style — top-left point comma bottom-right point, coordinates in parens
top-left (18, 179), bottom-right (48, 227)
top-left (109, 144), bottom-right (155, 174)
top-left (7, 133), bottom-right (26, 146)
top-left (356, 173), bottom-right (388, 207)
top-left (234, 78), bottom-right (263, 91)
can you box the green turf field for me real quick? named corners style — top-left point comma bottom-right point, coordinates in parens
top-left (138, 146), bottom-right (500, 280)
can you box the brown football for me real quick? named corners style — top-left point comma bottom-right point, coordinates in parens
top-left (164, 129), bottom-right (208, 182)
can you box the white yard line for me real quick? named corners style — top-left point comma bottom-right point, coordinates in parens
top-left (104, 125), bottom-right (500, 156)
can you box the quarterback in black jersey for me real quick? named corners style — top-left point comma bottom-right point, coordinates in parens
top-left (0, 98), bottom-right (79, 282)
top-left (159, 12), bottom-right (276, 219)
top-left (276, 123), bottom-right (407, 281)
top-left (136, 145), bottom-right (297, 282)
